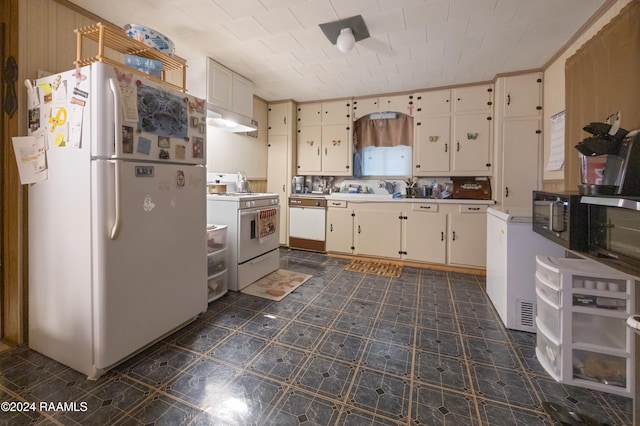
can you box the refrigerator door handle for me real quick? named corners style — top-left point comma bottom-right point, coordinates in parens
top-left (108, 78), bottom-right (122, 158)
top-left (110, 160), bottom-right (122, 239)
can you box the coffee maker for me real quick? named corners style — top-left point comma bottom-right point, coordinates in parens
top-left (576, 131), bottom-right (640, 195)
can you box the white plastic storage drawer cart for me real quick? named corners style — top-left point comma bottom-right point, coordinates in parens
top-left (207, 224), bottom-right (228, 302)
top-left (535, 255), bottom-right (636, 397)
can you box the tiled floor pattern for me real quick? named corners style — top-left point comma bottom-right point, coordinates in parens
top-left (0, 249), bottom-right (633, 425)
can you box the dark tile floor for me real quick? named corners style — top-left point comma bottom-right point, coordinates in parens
top-left (0, 249), bottom-right (633, 425)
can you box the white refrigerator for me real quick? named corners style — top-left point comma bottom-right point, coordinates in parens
top-left (28, 62), bottom-right (208, 378)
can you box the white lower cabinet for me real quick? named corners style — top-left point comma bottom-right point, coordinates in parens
top-left (403, 204), bottom-right (446, 264)
top-left (326, 202), bottom-right (354, 253)
top-left (447, 205), bottom-right (487, 268)
top-left (326, 201), bottom-right (487, 269)
top-left (354, 209), bottom-right (402, 258)
top-left (535, 255), bottom-right (635, 397)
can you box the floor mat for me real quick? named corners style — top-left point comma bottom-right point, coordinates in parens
top-left (345, 259), bottom-right (403, 277)
top-left (241, 269), bottom-right (312, 301)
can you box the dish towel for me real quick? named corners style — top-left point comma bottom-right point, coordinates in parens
top-left (258, 208), bottom-right (277, 243)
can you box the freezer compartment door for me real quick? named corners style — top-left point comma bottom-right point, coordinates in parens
top-left (92, 160), bottom-right (207, 369)
top-left (91, 62), bottom-right (206, 164)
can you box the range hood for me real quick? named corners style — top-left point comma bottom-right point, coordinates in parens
top-left (206, 106), bottom-right (257, 133)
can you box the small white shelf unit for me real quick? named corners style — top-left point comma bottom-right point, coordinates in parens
top-left (535, 255), bottom-right (636, 397)
top-left (207, 224), bottom-right (228, 302)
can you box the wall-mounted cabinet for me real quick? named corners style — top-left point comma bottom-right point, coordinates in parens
top-left (206, 58), bottom-right (254, 118)
top-left (413, 84), bottom-right (494, 177)
top-left (296, 101), bottom-right (352, 175)
top-left (352, 94), bottom-right (415, 119)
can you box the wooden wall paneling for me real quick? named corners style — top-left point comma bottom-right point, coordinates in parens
top-left (2, 0), bottom-right (24, 344)
top-left (565, 1), bottom-right (640, 191)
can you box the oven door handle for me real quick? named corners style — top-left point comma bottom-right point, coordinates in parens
top-left (581, 196), bottom-right (640, 211)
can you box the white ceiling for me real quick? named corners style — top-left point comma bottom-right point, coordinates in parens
top-left (69, 0), bottom-right (607, 102)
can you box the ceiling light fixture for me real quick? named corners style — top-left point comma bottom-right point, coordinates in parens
top-left (336, 28), bottom-right (356, 53)
top-left (319, 15), bottom-right (370, 54)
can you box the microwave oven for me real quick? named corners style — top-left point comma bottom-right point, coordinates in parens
top-left (581, 196), bottom-right (640, 272)
top-left (532, 191), bottom-right (588, 250)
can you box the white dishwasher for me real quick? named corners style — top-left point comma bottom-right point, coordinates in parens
top-left (289, 196), bottom-right (327, 252)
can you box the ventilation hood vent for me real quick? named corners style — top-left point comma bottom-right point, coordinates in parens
top-left (206, 106), bottom-right (257, 133)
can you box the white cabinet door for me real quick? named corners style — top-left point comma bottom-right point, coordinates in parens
top-left (354, 209), bottom-right (401, 258)
top-left (326, 208), bottom-right (354, 253)
top-left (352, 97), bottom-right (379, 119)
top-left (268, 103), bottom-right (291, 136)
top-left (503, 73), bottom-right (542, 118)
top-left (448, 209), bottom-right (487, 268)
top-left (267, 135), bottom-right (291, 245)
top-left (207, 59), bottom-right (233, 110)
top-left (297, 103), bottom-right (322, 126)
top-left (452, 85), bottom-right (493, 113)
top-left (296, 125), bottom-right (322, 173)
top-left (415, 89), bottom-right (451, 115)
top-left (452, 113), bottom-right (492, 174)
top-left (501, 118), bottom-right (541, 209)
top-left (322, 100), bottom-right (350, 125)
top-left (321, 124), bottom-right (351, 175)
top-left (232, 73), bottom-right (254, 118)
top-left (379, 94), bottom-right (413, 115)
top-left (404, 207), bottom-right (447, 264)
top-left (414, 115), bottom-right (451, 174)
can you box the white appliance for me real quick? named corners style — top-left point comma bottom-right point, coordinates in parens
top-left (486, 207), bottom-right (565, 332)
top-left (28, 62), bottom-right (208, 378)
top-left (206, 193), bottom-right (280, 291)
top-left (289, 195), bottom-right (327, 252)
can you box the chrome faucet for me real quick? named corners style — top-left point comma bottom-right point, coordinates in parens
top-left (378, 180), bottom-right (396, 194)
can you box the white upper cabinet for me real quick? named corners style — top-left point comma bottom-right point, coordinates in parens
top-left (452, 85), bottom-right (493, 113)
top-left (297, 103), bottom-right (322, 126)
top-left (352, 97), bottom-right (379, 119)
top-left (206, 58), bottom-right (254, 118)
top-left (413, 83), bottom-right (494, 176)
top-left (322, 100), bottom-right (352, 124)
top-left (268, 102), bottom-right (293, 136)
top-left (503, 73), bottom-right (543, 118)
top-left (296, 100), bottom-right (352, 175)
top-left (352, 94), bottom-right (414, 119)
top-left (415, 89), bottom-right (451, 115)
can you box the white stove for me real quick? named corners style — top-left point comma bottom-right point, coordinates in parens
top-left (206, 192), bottom-right (280, 291)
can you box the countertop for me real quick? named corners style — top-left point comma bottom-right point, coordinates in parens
top-left (289, 192), bottom-right (496, 204)
top-left (323, 193), bottom-right (496, 204)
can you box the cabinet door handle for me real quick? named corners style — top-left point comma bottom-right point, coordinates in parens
top-left (457, 142), bottom-right (460, 152)
top-left (452, 231), bottom-right (456, 241)
top-left (283, 116), bottom-right (286, 125)
top-left (420, 205), bottom-right (431, 209)
top-left (330, 224), bottom-right (333, 232)
top-left (282, 184), bottom-right (285, 192)
top-left (444, 143), bottom-right (448, 153)
top-left (358, 225), bottom-right (361, 234)
top-left (505, 187), bottom-right (509, 197)
top-left (317, 147), bottom-right (320, 156)
top-left (468, 207), bottom-right (481, 211)
top-left (507, 93), bottom-right (511, 106)
top-left (441, 231), bottom-right (444, 241)
top-left (325, 148), bottom-right (328, 156)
